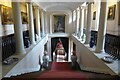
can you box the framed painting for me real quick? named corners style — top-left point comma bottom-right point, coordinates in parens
top-left (107, 5), bottom-right (116, 20)
top-left (93, 11), bottom-right (96, 20)
top-left (1, 5), bottom-right (13, 24)
top-left (118, 2), bottom-right (120, 25)
top-left (53, 15), bottom-right (65, 32)
top-left (21, 12), bottom-right (28, 24)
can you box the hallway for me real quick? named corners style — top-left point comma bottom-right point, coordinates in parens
top-left (52, 38), bottom-right (68, 62)
top-left (1, 1), bottom-right (120, 79)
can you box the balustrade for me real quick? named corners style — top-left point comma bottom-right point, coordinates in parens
top-left (91, 30), bottom-right (98, 45)
top-left (2, 31), bottom-right (29, 61)
top-left (91, 30), bottom-right (120, 60)
top-left (2, 34), bottom-right (16, 60)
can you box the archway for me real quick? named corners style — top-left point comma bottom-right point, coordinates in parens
top-left (51, 37), bottom-right (69, 61)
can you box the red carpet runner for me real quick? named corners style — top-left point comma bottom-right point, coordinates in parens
top-left (37, 62), bottom-right (86, 80)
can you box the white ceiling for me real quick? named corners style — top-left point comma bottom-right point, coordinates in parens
top-left (38, 2), bottom-right (83, 11)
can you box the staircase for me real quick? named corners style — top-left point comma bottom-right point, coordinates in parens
top-left (2, 62), bottom-right (118, 80)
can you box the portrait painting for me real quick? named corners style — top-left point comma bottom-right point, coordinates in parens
top-left (107, 5), bottom-right (116, 20)
top-left (54, 15), bottom-right (65, 32)
top-left (21, 12), bottom-right (28, 24)
top-left (93, 11), bottom-right (96, 20)
top-left (1, 5), bottom-right (13, 24)
top-left (118, 2), bottom-right (120, 25)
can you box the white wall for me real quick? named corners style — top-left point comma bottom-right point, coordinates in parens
top-left (46, 10), bottom-right (75, 35)
top-left (91, 2), bottom-right (100, 31)
top-left (46, 11), bottom-right (71, 34)
top-left (0, 24), bottom-right (28, 37)
top-left (72, 35), bottom-right (115, 75)
top-left (68, 12), bottom-right (74, 34)
top-left (91, 1), bottom-right (119, 35)
top-left (107, 2), bottom-right (119, 35)
top-left (0, 3), bottom-right (28, 37)
top-left (20, 3), bottom-right (27, 13)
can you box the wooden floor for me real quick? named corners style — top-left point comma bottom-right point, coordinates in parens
top-left (2, 62), bottom-right (119, 80)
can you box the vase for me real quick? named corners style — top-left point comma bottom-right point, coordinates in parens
top-left (90, 37), bottom-right (94, 48)
top-left (25, 37), bottom-right (30, 48)
top-left (42, 51), bottom-right (49, 69)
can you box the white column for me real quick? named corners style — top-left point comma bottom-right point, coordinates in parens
top-left (0, 5), bottom-right (2, 37)
top-left (0, 5), bottom-right (2, 61)
top-left (0, 33), bottom-right (1, 80)
top-left (28, 2), bottom-right (36, 45)
top-left (47, 37), bottom-right (52, 61)
top-left (26, 4), bottom-right (29, 30)
top-left (39, 9), bottom-right (42, 37)
top-left (70, 38), bottom-right (73, 57)
top-left (41, 10), bottom-right (45, 36)
top-left (79, 7), bottom-right (84, 39)
top-left (85, 3), bottom-right (92, 44)
top-left (12, 2), bottom-right (25, 54)
top-left (75, 10), bottom-right (78, 36)
top-left (73, 10), bottom-right (76, 36)
top-left (50, 15), bottom-right (53, 34)
top-left (84, 8), bottom-right (87, 29)
top-left (95, 2), bottom-right (108, 53)
top-left (44, 12), bottom-right (48, 34)
top-left (35, 6), bottom-right (41, 40)
top-left (71, 10), bottom-right (74, 34)
top-left (76, 9), bottom-right (80, 36)
top-left (78, 7), bottom-right (82, 38)
top-left (95, 2), bottom-right (101, 31)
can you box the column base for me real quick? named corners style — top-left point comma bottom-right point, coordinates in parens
top-left (15, 49), bottom-right (26, 55)
top-left (94, 48), bottom-right (105, 53)
top-left (50, 32), bottom-right (52, 34)
top-left (31, 41), bottom-right (36, 45)
top-left (84, 42), bottom-right (88, 44)
top-left (75, 33), bottom-right (77, 36)
top-left (84, 41), bottom-right (89, 44)
top-left (39, 37), bottom-right (41, 40)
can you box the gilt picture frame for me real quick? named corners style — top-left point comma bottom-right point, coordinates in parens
top-left (53, 15), bottom-right (65, 33)
top-left (107, 5), bottom-right (116, 20)
top-left (21, 12), bottom-right (28, 24)
top-left (93, 11), bottom-right (96, 20)
top-left (1, 5), bottom-right (13, 24)
top-left (118, 2), bottom-right (120, 25)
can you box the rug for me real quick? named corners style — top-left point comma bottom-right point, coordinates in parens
top-left (37, 62), bottom-right (86, 80)
top-left (51, 62), bottom-right (72, 71)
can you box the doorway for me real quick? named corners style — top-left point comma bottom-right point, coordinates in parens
top-left (51, 37), bottom-right (69, 61)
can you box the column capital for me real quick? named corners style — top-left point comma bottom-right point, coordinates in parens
top-left (81, 6), bottom-right (87, 9)
top-left (40, 9), bottom-right (46, 14)
top-left (41, 9), bottom-right (44, 11)
top-left (34, 6), bottom-right (39, 8)
top-left (70, 9), bottom-right (74, 12)
top-left (27, 2), bottom-right (33, 5)
top-left (86, 2), bottom-right (94, 5)
top-left (34, 6), bottom-right (40, 9)
top-left (79, 6), bottom-right (86, 10)
top-left (73, 10), bottom-right (76, 13)
top-left (77, 7), bottom-right (80, 11)
top-left (78, 6), bottom-right (81, 9)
